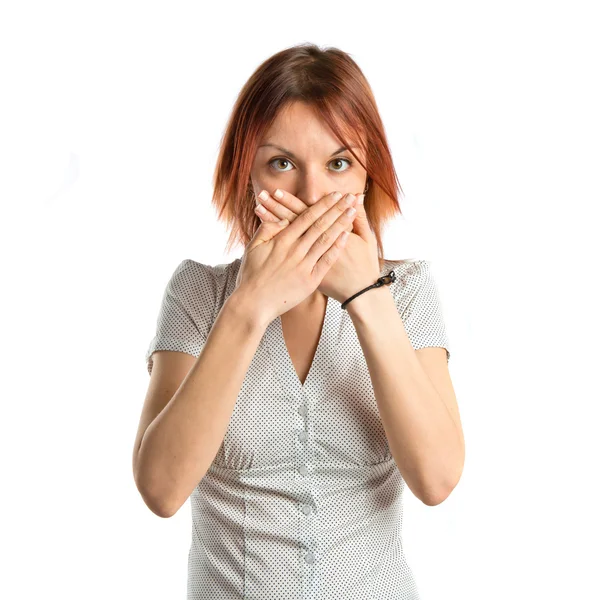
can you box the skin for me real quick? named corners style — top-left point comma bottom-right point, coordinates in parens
top-left (245, 104), bottom-right (465, 503)
top-left (249, 100), bottom-right (370, 317)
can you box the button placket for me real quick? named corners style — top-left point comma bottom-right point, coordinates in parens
top-left (296, 387), bottom-right (319, 590)
top-left (296, 389), bottom-right (311, 474)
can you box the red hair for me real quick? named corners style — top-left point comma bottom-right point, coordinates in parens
top-left (212, 42), bottom-right (405, 262)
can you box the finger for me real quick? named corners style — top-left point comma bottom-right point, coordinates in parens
top-left (256, 212), bottom-right (336, 236)
top-left (256, 196), bottom-right (352, 232)
top-left (256, 190), bottom-right (298, 222)
top-left (291, 193), bottom-right (359, 259)
top-left (348, 193), bottom-right (372, 241)
top-left (304, 200), bottom-right (357, 275)
top-left (246, 217), bottom-right (290, 252)
top-left (260, 188), bottom-right (343, 222)
top-left (254, 203), bottom-right (280, 222)
top-left (312, 229), bottom-right (350, 282)
top-left (264, 188), bottom-right (308, 215)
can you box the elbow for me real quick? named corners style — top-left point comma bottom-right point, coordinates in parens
top-left (421, 448), bottom-right (465, 507)
top-left (147, 492), bottom-right (178, 519)
top-left (420, 488), bottom-right (448, 507)
top-left (137, 478), bottom-right (178, 518)
top-left (133, 464), bottom-right (179, 519)
top-left (420, 470), bottom-right (463, 507)
top-left (419, 482), bottom-right (452, 506)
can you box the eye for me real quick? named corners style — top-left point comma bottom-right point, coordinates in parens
top-left (329, 157), bottom-right (353, 172)
top-left (268, 157), bottom-right (353, 173)
top-left (269, 158), bottom-right (294, 172)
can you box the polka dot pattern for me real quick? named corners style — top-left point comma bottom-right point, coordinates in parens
top-left (145, 259), bottom-right (218, 376)
top-left (145, 257), bottom-right (451, 599)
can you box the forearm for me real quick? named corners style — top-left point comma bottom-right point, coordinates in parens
top-left (136, 290), bottom-right (268, 517)
top-left (347, 286), bottom-right (462, 505)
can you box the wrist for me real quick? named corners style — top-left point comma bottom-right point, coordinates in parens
top-left (225, 287), bottom-right (273, 333)
top-left (345, 285), bottom-right (393, 324)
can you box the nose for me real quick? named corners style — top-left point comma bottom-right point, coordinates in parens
top-left (294, 172), bottom-right (331, 207)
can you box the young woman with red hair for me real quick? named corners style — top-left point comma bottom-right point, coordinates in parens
top-left (134, 42), bottom-right (463, 600)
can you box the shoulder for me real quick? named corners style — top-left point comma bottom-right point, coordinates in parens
top-left (380, 257), bottom-right (432, 279)
top-left (172, 257), bottom-right (242, 306)
top-left (380, 258), bottom-right (442, 306)
top-left (160, 259), bottom-right (214, 309)
top-left (173, 258), bottom-right (215, 282)
top-left (172, 257), bottom-right (239, 290)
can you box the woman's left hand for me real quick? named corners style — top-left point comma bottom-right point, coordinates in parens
top-left (254, 189), bottom-right (381, 305)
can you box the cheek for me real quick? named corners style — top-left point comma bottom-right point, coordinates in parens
top-left (251, 167), bottom-right (278, 191)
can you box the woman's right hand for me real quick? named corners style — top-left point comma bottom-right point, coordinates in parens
top-left (234, 191), bottom-right (359, 324)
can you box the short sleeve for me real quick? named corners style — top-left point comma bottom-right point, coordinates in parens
top-left (145, 259), bottom-right (217, 376)
top-left (390, 260), bottom-right (451, 363)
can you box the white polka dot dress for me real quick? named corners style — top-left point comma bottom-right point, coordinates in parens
top-left (145, 257), bottom-right (451, 600)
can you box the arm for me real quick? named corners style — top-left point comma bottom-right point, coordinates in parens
top-left (134, 290), bottom-right (268, 518)
top-left (346, 285), bottom-right (464, 506)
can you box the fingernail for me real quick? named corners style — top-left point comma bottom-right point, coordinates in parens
top-left (332, 191), bottom-right (343, 201)
top-left (274, 189), bottom-right (284, 199)
top-left (358, 194), bottom-right (365, 205)
top-left (258, 190), bottom-right (269, 201)
top-left (255, 203), bottom-right (266, 214)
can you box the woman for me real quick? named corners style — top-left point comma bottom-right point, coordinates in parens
top-left (134, 43), bottom-right (464, 600)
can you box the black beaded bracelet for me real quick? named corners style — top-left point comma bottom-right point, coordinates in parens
top-left (341, 270), bottom-right (396, 310)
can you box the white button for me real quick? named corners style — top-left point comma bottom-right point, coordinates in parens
top-left (305, 551), bottom-right (315, 564)
top-left (298, 465), bottom-right (308, 476)
top-left (298, 431), bottom-right (307, 441)
top-left (298, 405), bottom-right (307, 416)
top-left (302, 504), bottom-right (311, 515)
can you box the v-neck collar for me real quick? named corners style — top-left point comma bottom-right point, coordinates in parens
top-left (266, 293), bottom-right (343, 400)
top-left (230, 257), bottom-right (395, 401)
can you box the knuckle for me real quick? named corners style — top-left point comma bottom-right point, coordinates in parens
top-left (335, 199), bottom-right (347, 212)
top-left (313, 214), bottom-right (327, 233)
top-left (317, 229), bottom-right (331, 245)
top-left (297, 209), bottom-right (312, 226)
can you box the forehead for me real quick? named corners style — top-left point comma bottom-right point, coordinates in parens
top-left (263, 101), bottom-right (361, 147)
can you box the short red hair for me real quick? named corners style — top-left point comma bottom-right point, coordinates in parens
top-left (212, 42), bottom-right (405, 261)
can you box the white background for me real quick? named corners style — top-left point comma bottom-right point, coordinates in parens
top-left (1, 0), bottom-right (599, 598)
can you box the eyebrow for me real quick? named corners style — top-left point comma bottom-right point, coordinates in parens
top-left (257, 143), bottom-right (359, 160)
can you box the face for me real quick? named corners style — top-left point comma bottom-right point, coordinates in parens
top-left (250, 101), bottom-right (368, 207)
